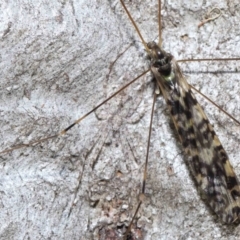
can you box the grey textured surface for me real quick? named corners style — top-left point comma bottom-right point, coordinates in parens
top-left (1, 0), bottom-right (240, 239)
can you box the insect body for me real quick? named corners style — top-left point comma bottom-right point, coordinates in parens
top-left (1, 0), bottom-right (240, 239)
top-left (148, 41), bottom-right (240, 223)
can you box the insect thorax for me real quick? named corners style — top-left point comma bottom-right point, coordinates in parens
top-left (147, 41), bottom-right (177, 91)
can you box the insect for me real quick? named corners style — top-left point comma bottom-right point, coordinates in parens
top-left (1, 0), bottom-right (240, 239)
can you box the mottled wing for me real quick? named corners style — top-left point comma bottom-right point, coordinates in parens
top-left (149, 43), bottom-right (240, 223)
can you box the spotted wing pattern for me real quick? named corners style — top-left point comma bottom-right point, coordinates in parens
top-left (148, 41), bottom-right (240, 223)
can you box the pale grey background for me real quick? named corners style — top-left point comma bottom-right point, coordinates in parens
top-left (1, 0), bottom-right (240, 239)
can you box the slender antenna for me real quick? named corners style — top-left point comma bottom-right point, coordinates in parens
top-left (158, 0), bottom-right (162, 46)
top-left (120, 0), bottom-right (149, 51)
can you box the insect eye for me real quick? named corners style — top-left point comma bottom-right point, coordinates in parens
top-left (157, 51), bottom-right (164, 59)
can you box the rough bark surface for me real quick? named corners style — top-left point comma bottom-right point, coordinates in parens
top-left (1, 0), bottom-right (240, 239)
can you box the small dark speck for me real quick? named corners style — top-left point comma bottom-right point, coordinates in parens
top-left (180, 34), bottom-right (189, 42)
top-left (2, 22), bottom-right (12, 38)
top-left (55, 11), bottom-right (63, 23)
